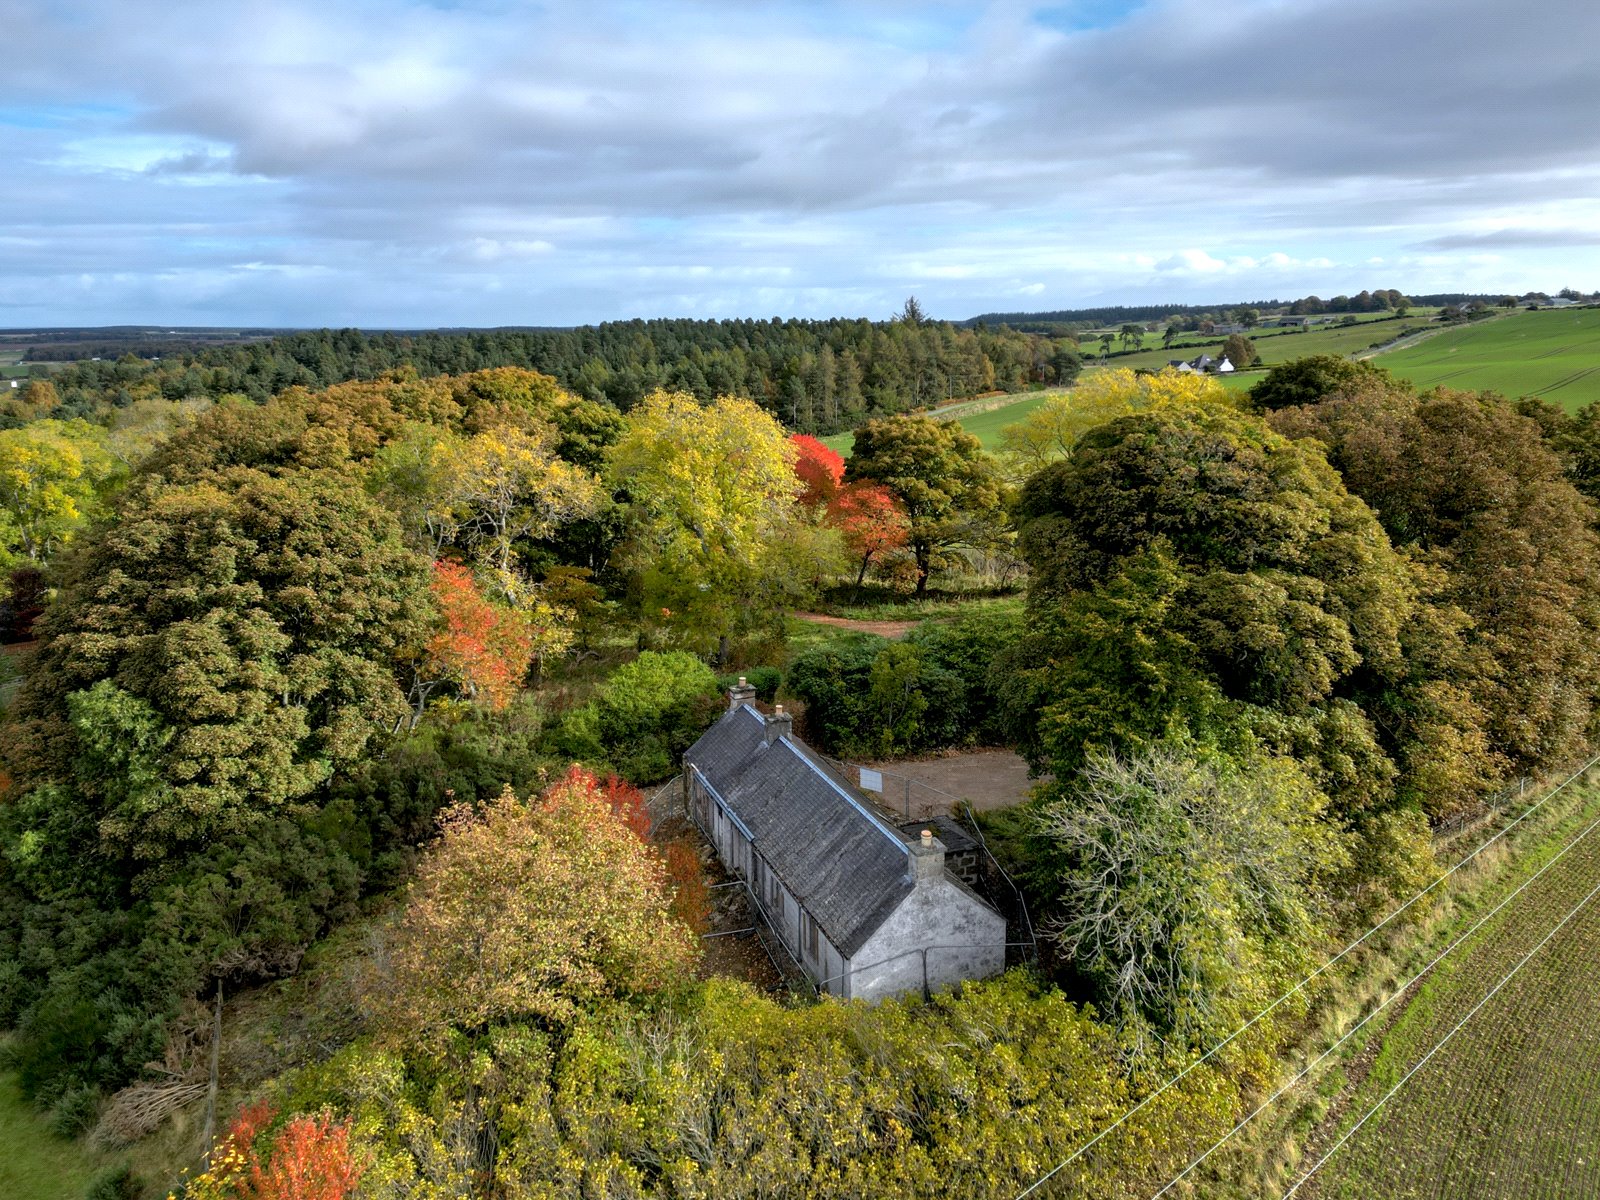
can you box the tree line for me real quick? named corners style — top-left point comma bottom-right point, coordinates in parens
top-left (22, 315), bottom-right (1076, 438)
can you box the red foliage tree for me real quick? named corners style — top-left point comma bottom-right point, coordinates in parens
top-left (599, 771), bottom-right (650, 840)
top-left (193, 1102), bottom-right (364, 1200)
top-left (662, 839), bottom-right (711, 934)
top-left (827, 482), bottom-right (911, 585)
top-left (790, 434), bottom-right (845, 508)
top-left (421, 559), bottom-right (535, 712)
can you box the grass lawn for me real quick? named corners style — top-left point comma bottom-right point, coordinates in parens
top-left (1376, 308), bottom-right (1600, 412)
top-left (0, 1070), bottom-right (106, 1200)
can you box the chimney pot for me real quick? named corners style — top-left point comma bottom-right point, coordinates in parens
top-left (765, 702), bottom-right (793, 742)
top-left (909, 828), bottom-right (945, 883)
top-left (727, 676), bottom-right (757, 712)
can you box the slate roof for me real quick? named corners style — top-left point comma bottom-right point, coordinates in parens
top-left (686, 704), bottom-right (915, 955)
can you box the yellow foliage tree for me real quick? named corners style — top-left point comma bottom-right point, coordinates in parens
top-left (607, 391), bottom-right (809, 652)
top-left (438, 424), bottom-right (603, 572)
top-left (0, 418), bottom-right (119, 565)
top-left (375, 768), bottom-right (698, 1048)
top-left (999, 367), bottom-right (1237, 477)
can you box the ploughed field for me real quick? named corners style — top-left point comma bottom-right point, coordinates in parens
top-left (1380, 307), bottom-right (1600, 411)
top-left (1304, 781), bottom-right (1600, 1199)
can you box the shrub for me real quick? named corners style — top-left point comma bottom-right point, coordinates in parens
top-left (84, 1164), bottom-right (142, 1200)
top-left (548, 650), bottom-right (721, 782)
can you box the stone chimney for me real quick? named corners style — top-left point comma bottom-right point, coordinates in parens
top-left (908, 828), bottom-right (945, 884)
top-left (727, 675), bottom-right (757, 712)
top-left (764, 702), bottom-right (793, 742)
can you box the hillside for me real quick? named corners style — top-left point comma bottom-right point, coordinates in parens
top-left (1378, 308), bottom-right (1600, 411)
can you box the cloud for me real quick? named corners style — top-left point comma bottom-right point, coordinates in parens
top-left (0, 0), bottom-right (1597, 324)
top-left (1414, 228), bottom-right (1600, 251)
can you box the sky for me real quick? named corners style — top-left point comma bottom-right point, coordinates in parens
top-left (2, 0), bottom-right (1598, 328)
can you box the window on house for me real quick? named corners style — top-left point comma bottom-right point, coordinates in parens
top-left (804, 911), bottom-right (819, 959)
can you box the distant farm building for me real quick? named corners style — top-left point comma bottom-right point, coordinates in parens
top-left (684, 680), bottom-right (1007, 1001)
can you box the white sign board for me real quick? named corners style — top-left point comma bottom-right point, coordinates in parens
top-left (859, 767), bottom-right (884, 794)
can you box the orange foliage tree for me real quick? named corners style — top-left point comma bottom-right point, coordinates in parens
top-left (183, 1102), bottom-right (364, 1200)
top-left (790, 434), bottom-right (845, 508)
top-left (415, 558), bottom-right (535, 717)
top-left (377, 766), bottom-right (699, 1046)
top-left (828, 481), bottom-right (911, 586)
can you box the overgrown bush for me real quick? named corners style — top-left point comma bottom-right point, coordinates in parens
top-left (547, 650), bottom-right (721, 782)
top-left (83, 1164), bottom-right (142, 1200)
top-left (786, 633), bottom-right (984, 758)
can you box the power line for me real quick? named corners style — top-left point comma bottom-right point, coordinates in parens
top-left (1010, 752), bottom-right (1600, 1200)
top-left (1280, 870), bottom-right (1600, 1197)
top-left (1143, 797), bottom-right (1600, 1198)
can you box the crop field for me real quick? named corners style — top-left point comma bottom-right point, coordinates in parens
top-left (1302, 780), bottom-right (1600, 1199)
top-left (1377, 308), bottom-right (1600, 411)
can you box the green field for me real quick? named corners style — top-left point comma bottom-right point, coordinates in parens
top-left (0, 1071), bottom-right (105, 1200)
top-left (1377, 308), bottom-right (1600, 411)
top-left (1099, 315), bottom-right (1429, 373)
top-left (819, 388), bottom-right (1064, 456)
top-left (1303, 779), bottom-right (1600, 1198)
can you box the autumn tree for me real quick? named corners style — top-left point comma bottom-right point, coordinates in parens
top-left (1271, 385), bottom-right (1600, 775)
top-left (844, 415), bottom-right (1008, 595)
top-left (608, 391), bottom-right (807, 652)
top-left (437, 424), bottom-right (602, 574)
top-left (790, 433), bottom-right (845, 508)
top-left (0, 419), bottom-right (119, 566)
top-left (377, 767), bottom-right (698, 1046)
top-left (828, 481), bottom-right (911, 586)
top-left (1220, 332), bottom-right (1258, 368)
top-left (412, 560), bottom-right (543, 719)
top-left (997, 367), bottom-right (1234, 477)
top-left (185, 1102), bottom-right (365, 1200)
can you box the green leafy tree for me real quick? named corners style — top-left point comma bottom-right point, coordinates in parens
top-left (6, 467), bottom-right (430, 862)
top-left (1006, 406), bottom-right (1419, 816)
top-left (1035, 740), bottom-right (1346, 1045)
top-left (844, 415), bottom-right (1008, 595)
top-left (1248, 354), bottom-right (1389, 411)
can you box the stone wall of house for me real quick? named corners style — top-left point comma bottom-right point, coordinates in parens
top-left (845, 876), bottom-right (1007, 1002)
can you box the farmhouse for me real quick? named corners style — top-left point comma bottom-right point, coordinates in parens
top-left (684, 679), bottom-right (1008, 1001)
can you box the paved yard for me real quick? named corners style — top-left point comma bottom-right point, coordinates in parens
top-left (855, 749), bottom-right (1044, 818)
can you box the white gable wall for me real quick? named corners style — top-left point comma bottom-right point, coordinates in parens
top-left (846, 877), bottom-right (1007, 1002)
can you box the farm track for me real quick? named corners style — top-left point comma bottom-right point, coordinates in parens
top-left (1305, 788), bottom-right (1600, 1198)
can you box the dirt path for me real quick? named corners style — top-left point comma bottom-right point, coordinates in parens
top-left (792, 612), bottom-right (919, 638)
top-left (857, 749), bottom-right (1043, 814)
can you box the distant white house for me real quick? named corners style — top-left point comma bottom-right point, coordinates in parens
top-left (1214, 356), bottom-right (1235, 374)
